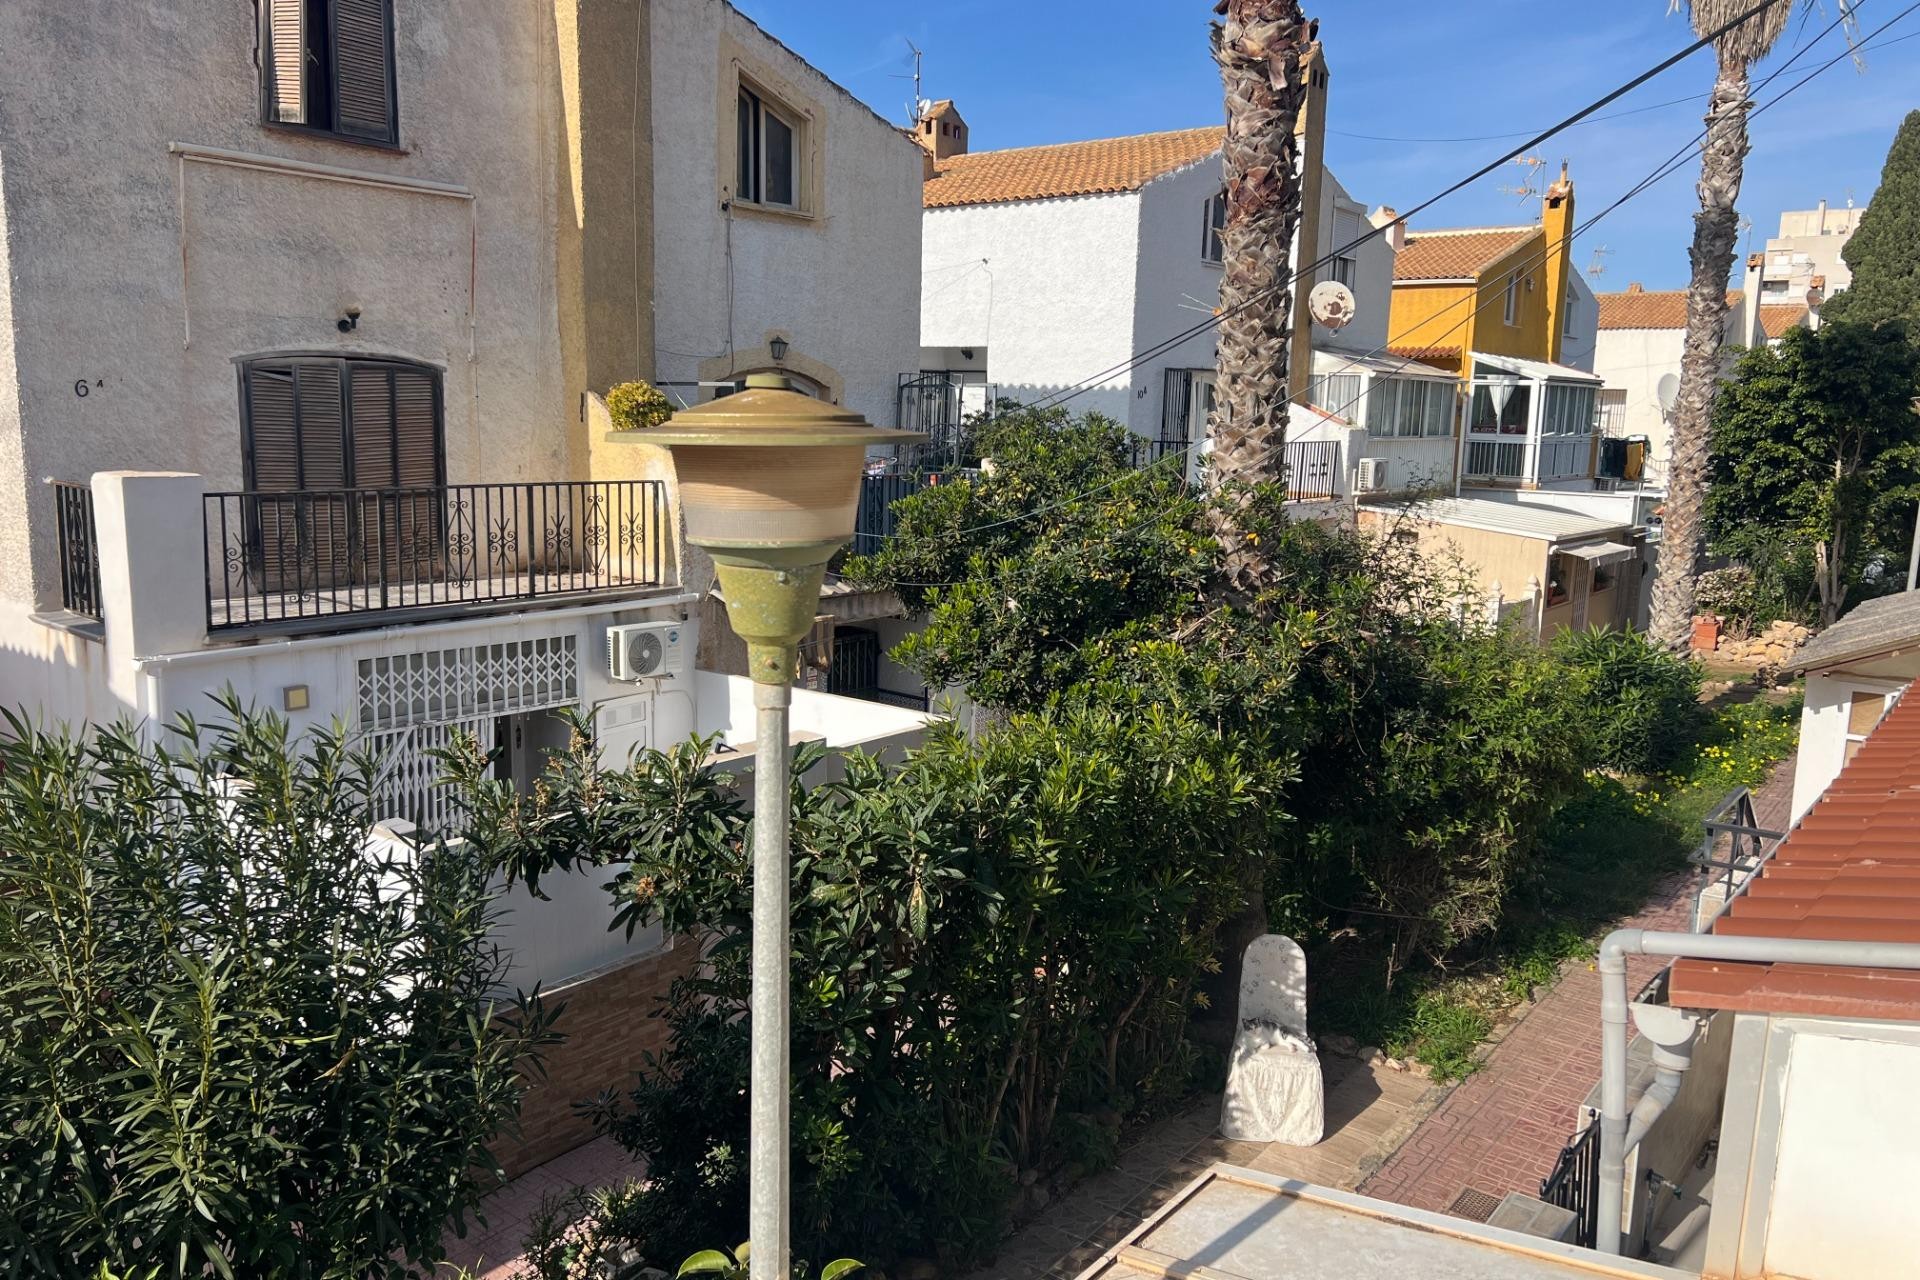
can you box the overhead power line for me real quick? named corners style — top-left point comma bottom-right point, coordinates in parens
top-left (864, 0), bottom-right (1913, 589)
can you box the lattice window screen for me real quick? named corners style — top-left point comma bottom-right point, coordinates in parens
top-left (357, 634), bottom-right (578, 732)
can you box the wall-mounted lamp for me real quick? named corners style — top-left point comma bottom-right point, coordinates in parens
top-left (768, 335), bottom-right (789, 363)
top-left (337, 306), bottom-right (361, 334)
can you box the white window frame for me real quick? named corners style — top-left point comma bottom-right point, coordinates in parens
top-left (1503, 274), bottom-right (1521, 326)
top-left (1202, 191), bottom-right (1228, 265)
top-left (1563, 299), bottom-right (1578, 337)
top-left (736, 83), bottom-right (801, 211)
top-left (1328, 255), bottom-right (1357, 288)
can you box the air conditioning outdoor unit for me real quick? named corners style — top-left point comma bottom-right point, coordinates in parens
top-left (1354, 457), bottom-right (1389, 493)
top-left (607, 622), bottom-right (685, 681)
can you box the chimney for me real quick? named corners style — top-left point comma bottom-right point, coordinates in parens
top-left (1369, 205), bottom-right (1406, 254)
top-left (914, 100), bottom-right (968, 164)
top-left (1542, 162), bottom-right (1575, 362)
top-left (1287, 36), bottom-right (1331, 407)
top-left (1817, 196), bottom-right (1829, 232)
top-left (1627, 282), bottom-right (1644, 294)
top-left (1737, 246), bottom-right (1765, 347)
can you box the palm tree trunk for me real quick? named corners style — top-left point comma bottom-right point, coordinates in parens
top-left (1208, 0), bottom-right (1313, 601)
top-left (1648, 49), bottom-right (1753, 649)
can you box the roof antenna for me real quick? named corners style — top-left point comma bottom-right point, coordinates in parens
top-left (1497, 155), bottom-right (1545, 204)
top-left (1585, 245), bottom-right (1613, 280)
top-left (891, 39), bottom-right (928, 127)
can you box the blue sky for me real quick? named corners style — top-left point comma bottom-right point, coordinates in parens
top-left (734, 0), bottom-right (1920, 291)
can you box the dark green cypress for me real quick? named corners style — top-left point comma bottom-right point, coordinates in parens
top-left (1821, 110), bottom-right (1920, 338)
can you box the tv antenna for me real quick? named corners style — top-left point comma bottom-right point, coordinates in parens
top-left (1585, 245), bottom-right (1613, 279)
top-left (1496, 155), bottom-right (1545, 203)
top-left (891, 39), bottom-right (928, 127)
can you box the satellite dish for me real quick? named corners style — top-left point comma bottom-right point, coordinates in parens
top-left (1655, 373), bottom-right (1681, 414)
top-left (1309, 280), bottom-right (1357, 331)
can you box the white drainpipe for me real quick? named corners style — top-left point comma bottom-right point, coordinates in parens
top-left (1596, 929), bottom-right (1920, 1256)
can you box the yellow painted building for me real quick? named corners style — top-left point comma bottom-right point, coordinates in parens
top-left (1386, 165), bottom-right (1578, 379)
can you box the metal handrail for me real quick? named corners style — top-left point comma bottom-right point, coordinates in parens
top-left (202, 480), bottom-right (669, 634)
top-left (1688, 786), bottom-right (1786, 930)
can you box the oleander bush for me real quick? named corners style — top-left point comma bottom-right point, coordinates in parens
top-left (0, 706), bottom-right (558, 1279)
top-left (453, 707), bottom-right (1270, 1270)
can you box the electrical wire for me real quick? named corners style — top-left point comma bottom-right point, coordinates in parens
top-left (858, 0), bottom-right (1869, 557)
top-left (864, 2), bottom-right (1913, 592)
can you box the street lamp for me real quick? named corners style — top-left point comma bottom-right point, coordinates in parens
top-left (618, 373), bottom-right (921, 1280)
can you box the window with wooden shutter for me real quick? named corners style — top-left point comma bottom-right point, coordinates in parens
top-left (242, 356), bottom-right (442, 587)
top-left (259, 0), bottom-right (397, 146)
top-left (264, 0), bottom-right (306, 123)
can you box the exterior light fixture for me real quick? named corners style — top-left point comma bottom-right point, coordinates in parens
top-left (768, 335), bottom-right (789, 363)
top-left (614, 373), bottom-right (920, 1280)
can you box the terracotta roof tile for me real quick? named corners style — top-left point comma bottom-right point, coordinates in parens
top-left (1387, 344), bottom-right (1462, 366)
top-left (1596, 288), bottom-right (1809, 337)
top-left (1392, 227), bottom-right (1535, 282)
top-left (1759, 303), bottom-right (1810, 338)
top-left (1597, 288), bottom-right (1695, 330)
top-left (1669, 683), bottom-right (1920, 1022)
top-left (923, 127), bottom-right (1222, 209)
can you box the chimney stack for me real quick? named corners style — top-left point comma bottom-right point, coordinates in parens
top-left (914, 100), bottom-right (968, 165)
top-left (1369, 205), bottom-right (1406, 254)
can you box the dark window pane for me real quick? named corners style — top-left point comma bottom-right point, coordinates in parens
top-left (765, 109), bottom-right (795, 206)
top-left (737, 90), bottom-right (759, 202)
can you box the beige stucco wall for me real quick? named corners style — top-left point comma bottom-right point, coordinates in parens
top-left (0, 0), bottom-right (587, 612)
top-left (648, 0), bottom-right (922, 432)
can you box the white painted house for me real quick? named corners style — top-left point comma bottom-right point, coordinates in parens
top-left (1591, 280), bottom-right (1811, 487)
top-left (913, 44), bottom-right (1414, 501)
top-left (0, 0), bottom-right (924, 1172)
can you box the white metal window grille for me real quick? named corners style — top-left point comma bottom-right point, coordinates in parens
top-left (357, 635), bottom-right (578, 732)
top-left (367, 717), bottom-right (495, 833)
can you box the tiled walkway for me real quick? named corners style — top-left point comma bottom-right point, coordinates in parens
top-left (967, 1054), bottom-right (1438, 1280)
top-left (440, 1136), bottom-right (645, 1280)
top-left (1357, 756), bottom-right (1796, 1217)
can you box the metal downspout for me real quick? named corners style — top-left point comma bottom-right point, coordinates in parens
top-left (1595, 929), bottom-right (1920, 1256)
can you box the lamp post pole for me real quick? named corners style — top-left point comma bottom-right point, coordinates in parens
top-left (616, 373), bottom-right (921, 1280)
top-left (750, 675), bottom-right (793, 1279)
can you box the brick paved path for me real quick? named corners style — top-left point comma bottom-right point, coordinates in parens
top-left (1357, 756), bottom-right (1795, 1216)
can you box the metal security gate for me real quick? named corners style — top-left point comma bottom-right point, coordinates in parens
top-left (367, 717), bottom-right (496, 833)
top-left (1540, 1121), bottom-right (1603, 1247)
top-left (357, 634), bottom-right (579, 833)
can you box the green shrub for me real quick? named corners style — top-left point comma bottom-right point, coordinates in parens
top-left (0, 706), bottom-right (558, 1278)
top-left (1553, 627), bottom-right (1705, 774)
top-left (454, 708), bottom-right (1270, 1271)
top-left (606, 379), bottom-right (674, 431)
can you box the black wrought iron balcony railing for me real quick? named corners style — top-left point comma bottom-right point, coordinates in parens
top-left (50, 480), bottom-right (104, 621)
top-left (203, 481), bottom-right (670, 634)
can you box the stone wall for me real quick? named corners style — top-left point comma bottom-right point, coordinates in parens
top-left (1715, 618), bottom-right (1812, 668)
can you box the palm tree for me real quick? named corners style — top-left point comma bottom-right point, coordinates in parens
top-left (1208, 0), bottom-right (1315, 601)
top-left (1648, 0), bottom-right (1795, 649)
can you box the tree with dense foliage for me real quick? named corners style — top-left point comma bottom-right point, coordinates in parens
top-left (850, 408), bottom-right (1593, 985)
top-left (1648, 0), bottom-right (1799, 650)
top-left (454, 709), bottom-right (1271, 1271)
top-left (0, 708), bottom-right (558, 1279)
top-left (1706, 321), bottom-right (1920, 623)
top-left (1208, 0), bottom-right (1313, 597)
top-left (1820, 111), bottom-right (1920, 338)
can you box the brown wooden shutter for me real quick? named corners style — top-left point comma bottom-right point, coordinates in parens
top-left (295, 365), bottom-right (348, 488)
top-left (350, 364), bottom-right (397, 488)
top-left (390, 366), bottom-right (440, 487)
top-left (265, 0), bottom-right (306, 124)
top-left (245, 365), bottom-right (301, 491)
top-left (332, 0), bottom-right (396, 143)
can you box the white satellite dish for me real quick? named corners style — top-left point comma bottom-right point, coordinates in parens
top-left (1309, 280), bottom-right (1357, 331)
top-left (1655, 373), bottom-right (1681, 415)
